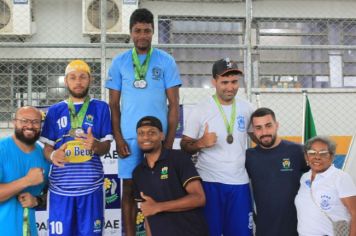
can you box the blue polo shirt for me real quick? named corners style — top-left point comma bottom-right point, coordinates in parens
top-left (132, 149), bottom-right (208, 236)
top-left (245, 140), bottom-right (308, 236)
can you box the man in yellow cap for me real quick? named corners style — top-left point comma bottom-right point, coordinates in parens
top-left (40, 60), bottom-right (113, 236)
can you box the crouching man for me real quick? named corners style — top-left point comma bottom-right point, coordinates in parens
top-left (133, 116), bottom-right (209, 236)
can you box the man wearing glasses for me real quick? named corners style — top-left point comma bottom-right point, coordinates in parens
top-left (245, 107), bottom-right (309, 236)
top-left (0, 106), bottom-right (49, 236)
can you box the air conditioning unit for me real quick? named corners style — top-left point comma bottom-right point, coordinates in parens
top-left (83, 0), bottom-right (138, 36)
top-left (0, 0), bottom-right (35, 36)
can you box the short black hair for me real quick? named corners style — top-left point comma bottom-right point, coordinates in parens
top-left (129, 8), bottom-right (154, 32)
top-left (250, 107), bottom-right (276, 125)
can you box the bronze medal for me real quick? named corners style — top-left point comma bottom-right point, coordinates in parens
top-left (227, 134), bottom-right (234, 144)
top-left (69, 129), bottom-right (76, 137)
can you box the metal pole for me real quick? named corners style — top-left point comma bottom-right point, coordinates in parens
top-left (255, 92), bottom-right (261, 108)
top-left (244, 0), bottom-right (253, 102)
top-left (100, 0), bottom-right (107, 101)
top-left (302, 90), bottom-right (307, 144)
top-left (28, 63), bottom-right (32, 105)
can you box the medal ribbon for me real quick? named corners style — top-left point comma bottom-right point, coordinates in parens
top-left (212, 94), bottom-right (236, 136)
top-left (68, 96), bottom-right (90, 129)
top-left (23, 207), bottom-right (30, 236)
top-left (132, 47), bottom-right (153, 82)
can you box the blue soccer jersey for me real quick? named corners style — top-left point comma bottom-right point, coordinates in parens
top-left (40, 98), bottom-right (113, 196)
top-left (105, 48), bottom-right (182, 139)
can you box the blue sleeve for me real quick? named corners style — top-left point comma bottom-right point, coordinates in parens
top-left (35, 144), bottom-right (50, 180)
top-left (99, 103), bottom-right (113, 141)
top-left (163, 55), bottom-right (182, 89)
top-left (105, 57), bottom-right (122, 91)
top-left (0, 147), bottom-right (3, 182)
top-left (40, 107), bottom-right (57, 144)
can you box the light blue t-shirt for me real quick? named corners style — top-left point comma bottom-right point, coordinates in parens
top-left (0, 136), bottom-right (49, 236)
top-left (105, 48), bottom-right (182, 139)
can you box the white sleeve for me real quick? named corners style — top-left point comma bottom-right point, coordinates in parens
top-left (336, 171), bottom-right (356, 198)
top-left (182, 104), bottom-right (203, 139)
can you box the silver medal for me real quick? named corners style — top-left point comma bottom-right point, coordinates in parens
top-left (139, 80), bottom-right (147, 88)
top-left (133, 80), bottom-right (141, 88)
top-left (133, 80), bottom-right (147, 89)
top-left (69, 128), bottom-right (84, 138)
top-left (75, 128), bottom-right (85, 137)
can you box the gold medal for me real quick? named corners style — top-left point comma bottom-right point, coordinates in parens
top-left (227, 134), bottom-right (234, 144)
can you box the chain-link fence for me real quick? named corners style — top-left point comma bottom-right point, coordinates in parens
top-left (1, 0), bottom-right (356, 140)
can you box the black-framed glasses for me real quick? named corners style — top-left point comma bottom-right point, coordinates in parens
top-left (306, 150), bottom-right (330, 159)
top-left (14, 118), bottom-right (42, 127)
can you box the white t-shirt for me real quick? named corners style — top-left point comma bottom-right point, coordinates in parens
top-left (295, 165), bottom-right (356, 236)
top-left (183, 96), bottom-right (254, 184)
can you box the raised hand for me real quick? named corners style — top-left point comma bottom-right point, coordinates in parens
top-left (199, 123), bottom-right (217, 148)
top-left (80, 126), bottom-right (97, 152)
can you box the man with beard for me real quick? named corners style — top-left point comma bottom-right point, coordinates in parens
top-left (245, 107), bottom-right (308, 236)
top-left (40, 60), bottom-right (112, 236)
top-left (132, 116), bottom-right (208, 236)
top-left (105, 8), bottom-right (181, 236)
top-left (0, 106), bottom-right (49, 236)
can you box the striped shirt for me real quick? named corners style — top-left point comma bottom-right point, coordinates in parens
top-left (40, 98), bottom-right (113, 196)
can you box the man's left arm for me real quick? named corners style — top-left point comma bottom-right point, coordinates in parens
top-left (139, 179), bottom-right (205, 217)
top-left (164, 86), bottom-right (180, 149)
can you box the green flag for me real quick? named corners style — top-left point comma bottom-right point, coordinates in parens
top-left (304, 96), bottom-right (317, 143)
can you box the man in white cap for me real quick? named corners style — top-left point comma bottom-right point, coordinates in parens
top-left (40, 60), bottom-right (113, 236)
top-left (181, 58), bottom-right (255, 236)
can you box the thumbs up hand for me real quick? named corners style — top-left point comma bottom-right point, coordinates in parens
top-left (198, 123), bottom-right (217, 148)
top-left (76, 126), bottom-right (98, 152)
top-left (79, 127), bottom-right (97, 153)
top-left (140, 192), bottom-right (160, 217)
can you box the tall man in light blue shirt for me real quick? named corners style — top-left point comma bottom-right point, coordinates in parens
top-left (105, 8), bottom-right (182, 236)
